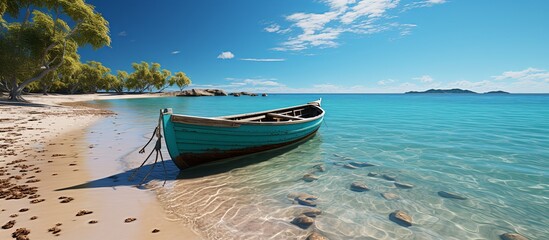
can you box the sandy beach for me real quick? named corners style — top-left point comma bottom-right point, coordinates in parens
top-left (0, 93), bottom-right (200, 240)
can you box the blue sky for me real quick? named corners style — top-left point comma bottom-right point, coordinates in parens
top-left (80, 0), bottom-right (549, 93)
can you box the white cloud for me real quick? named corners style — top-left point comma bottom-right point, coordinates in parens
top-left (491, 67), bottom-right (549, 82)
top-left (322, 0), bottom-right (357, 10)
top-left (265, 24), bottom-right (281, 33)
top-left (171, 50), bottom-right (180, 55)
top-left (441, 68), bottom-right (549, 93)
top-left (217, 51), bottom-right (235, 59)
top-left (413, 75), bottom-right (434, 83)
top-left (447, 80), bottom-right (492, 89)
top-left (340, 0), bottom-right (399, 24)
top-left (196, 68), bottom-right (549, 93)
top-left (268, 0), bottom-right (446, 51)
top-left (243, 79), bottom-right (282, 86)
top-left (403, 0), bottom-right (446, 11)
top-left (264, 23), bottom-right (291, 34)
top-left (118, 31), bottom-right (127, 37)
top-left (240, 58), bottom-right (286, 62)
top-left (224, 77), bottom-right (285, 88)
top-left (394, 23), bottom-right (417, 36)
top-left (377, 79), bottom-right (396, 85)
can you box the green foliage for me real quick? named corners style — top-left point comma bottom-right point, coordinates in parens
top-left (111, 70), bottom-right (128, 93)
top-left (0, 0), bottom-right (110, 100)
top-left (1, 1), bottom-right (193, 97)
top-left (170, 71), bottom-right (192, 91)
top-left (76, 61), bottom-right (110, 93)
top-left (126, 61), bottom-right (173, 93)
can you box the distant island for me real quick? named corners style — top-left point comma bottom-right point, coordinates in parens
top-left (405, 89), bottom-right (510, 94)
top-left (483, 90), bottom-right (511, 94)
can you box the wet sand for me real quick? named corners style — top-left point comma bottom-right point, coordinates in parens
top-left (0, 93), bottom-right (200, 239)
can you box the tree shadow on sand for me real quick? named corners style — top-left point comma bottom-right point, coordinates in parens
top-left (0, 99), bottom-right (51, 107)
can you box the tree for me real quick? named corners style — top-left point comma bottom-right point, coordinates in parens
top-left (76, 61), bottom-right (110, 93)
top-left (126, 62), bottom-right (151, 93)
top-left (36, 38), bottom-right (80, 94)
top-left (63, 62), bottom-right (84, 94)
top-left (127, 61), bottom-right (173, 93)
top-left (151, 64), bottom-right (171, 92)
top-left (170, 71), bottom-right (192, 91)
top-left (102, 73), bottom-right (117, 93)
top-left (0, 0), bottom-right (110, 101)
top-left (111, 70), bottom-right (128, 93)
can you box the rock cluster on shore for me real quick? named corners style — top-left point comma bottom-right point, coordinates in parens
top-left (176, 88), bottom-right (228, 96)
top-left (175, 88), bottom-right (268, 97)
top-left (229, 91), bottom-right (265, 97)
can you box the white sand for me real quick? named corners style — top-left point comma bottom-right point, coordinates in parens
top-left (0, 93), bottom-right (201, 239)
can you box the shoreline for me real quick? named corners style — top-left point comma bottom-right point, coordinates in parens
top-left (0, 93), bottom-right (201, 239)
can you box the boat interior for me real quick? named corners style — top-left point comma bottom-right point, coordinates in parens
top-left (221, 105), bottom-right (322, 123)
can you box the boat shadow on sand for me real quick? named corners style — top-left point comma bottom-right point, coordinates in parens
top-left (55, 141), bottom-right (309, 191)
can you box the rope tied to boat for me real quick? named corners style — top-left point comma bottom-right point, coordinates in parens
top-left (129, 110), bottom-right (168, 186)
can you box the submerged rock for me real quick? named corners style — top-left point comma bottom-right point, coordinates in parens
top-left (288, 192), bottom-right (317, 200)
top-left (382, 174), bottom-right (397, 181)
top-left (381, 192), bottom-right (400, 200)
top-left (307, 232), bottom-right (329, 240)
top-left (302, 173), bottom-right (319, 182)
top-left (394, 182), bottom-right (414, 189)
top-left (349, 161), bottom-right (375, 167)
top-left (343, 164), bottom-right (358, 169)
top-left (302, 208), bottom-right (322, 218)
top-left (438, 191), bottom-right (467, 200)
top-left (288, 192), bottom-right (318, 207)
top-left (367, 172), bottom-right (379, 177)
top-left (350, 182), bottom-right (370, 192)
top-left (500, 233), bottom-right (528, 240)
top-left (389, 210), bottom-right (412, 227)
top-left (291, 215), bottom-right (315, 229)
top-left (297, 198), bottom-right (317, 207)
top-left (314, 164), bottom-right (326, 172)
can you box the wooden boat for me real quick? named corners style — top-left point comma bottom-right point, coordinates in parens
top-left (161, 99), bottom-right (324, 170)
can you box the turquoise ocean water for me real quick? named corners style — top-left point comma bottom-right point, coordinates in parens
top-left (90, 94), bottom-right (548, 239)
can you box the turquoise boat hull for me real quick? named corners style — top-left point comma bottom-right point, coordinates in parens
top-left (161, 100), bottom-right (324, 170)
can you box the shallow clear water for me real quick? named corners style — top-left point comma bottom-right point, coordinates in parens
top-left (91, 94), bottom-right (549, 239)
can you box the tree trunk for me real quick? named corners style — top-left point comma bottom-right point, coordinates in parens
top-left (42, 82), bottom-right (51, 95)
top-left (9, 42), bottom-right (66, 101)
top-left (9, 86), bottom-right (25, 101)
top-left (69, 84), bottom-right (78, 94)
